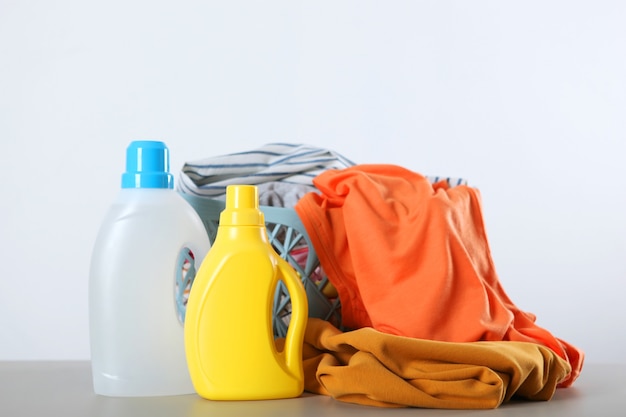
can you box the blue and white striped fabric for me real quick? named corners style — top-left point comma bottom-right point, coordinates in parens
top-left (425, 175), bottom-right (468, 187)
top-left (178, 143), bottom-right (356, 198)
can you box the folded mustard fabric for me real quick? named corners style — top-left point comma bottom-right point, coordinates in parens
top-left (294, 319), bottom-right (571, 409)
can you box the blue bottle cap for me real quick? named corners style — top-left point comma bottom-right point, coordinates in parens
top-left (121, 140), bottom-right (174, 189)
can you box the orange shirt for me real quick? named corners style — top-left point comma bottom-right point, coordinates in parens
top-left (295, 164), bottom-right (583, 387)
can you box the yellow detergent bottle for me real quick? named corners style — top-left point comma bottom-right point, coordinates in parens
top-left (184, 184), bottom-right (308, 400)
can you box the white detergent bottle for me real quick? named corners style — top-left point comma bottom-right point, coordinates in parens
top-left (89, 140), bottom-right (211, 397)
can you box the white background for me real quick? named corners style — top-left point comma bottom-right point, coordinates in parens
top-left (1, 1), bottom-right (624, 363)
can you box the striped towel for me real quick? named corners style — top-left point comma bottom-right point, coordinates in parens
top-left (177, 143), bottom-right (356, 198)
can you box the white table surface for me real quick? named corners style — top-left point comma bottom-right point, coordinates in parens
top-left (1, 361), bottom-right (625, 416)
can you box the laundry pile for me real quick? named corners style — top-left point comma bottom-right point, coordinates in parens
top-left (179, 143), bottom-right (584, 409)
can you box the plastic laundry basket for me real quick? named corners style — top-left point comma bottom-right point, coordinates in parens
top-left (180, 192), bottom-right (342, 338)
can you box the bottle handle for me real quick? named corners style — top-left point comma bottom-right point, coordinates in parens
top-left (278, 260), bottom-right (309, 378)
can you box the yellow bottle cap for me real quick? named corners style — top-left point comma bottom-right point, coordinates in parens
top-left (220, 185), bottom-right (265, 226)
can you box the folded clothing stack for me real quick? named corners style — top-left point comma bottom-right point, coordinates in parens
top-left (294, 164), bottom-right (584, 393)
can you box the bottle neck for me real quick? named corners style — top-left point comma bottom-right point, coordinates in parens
top-left (215, 224), bottom-right (270, 244)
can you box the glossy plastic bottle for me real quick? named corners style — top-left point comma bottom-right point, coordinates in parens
top-left (185, 185), bottom-right (308, 400)
top-left (89, 140), bottom-right (211, 397)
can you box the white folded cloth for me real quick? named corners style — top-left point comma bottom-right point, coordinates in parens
top-left (177, 143), bottom-right (356, 207)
